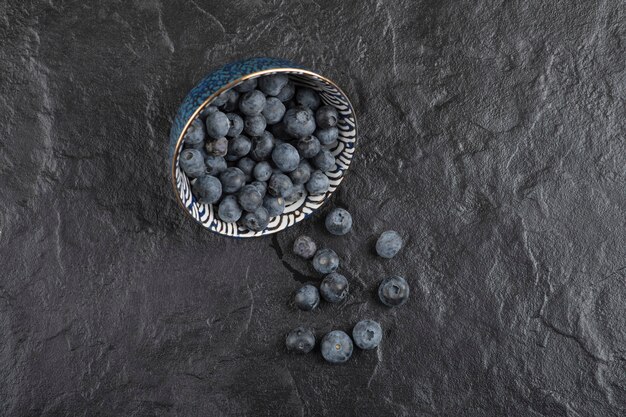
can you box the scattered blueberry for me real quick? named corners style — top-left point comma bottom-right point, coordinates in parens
top-left (316, 127), bottom-right (339, 146)
top-left (205, 111), bottom-right (230, 139)
top-left (192, 174), bottom-right (222, 204)
top-left (316, 105), bottom-right (339, 128)
top-left (204, 155), bottom-right (227, 176)
top-left (218, 195), bottom-right (242, 222)
top-left (275, 81), bottom-right (295, 102)
top-left (284, 106), bottom-right (316, 138)
top-left (184, 119), bottom-right (206, 147)
top-left (262, 97), bottom-right (286, 125)
top-left (297, 135), bottom-right (321, 159)
top-left (253, 161), bottom-right (272, 182)
top-left (293, 235), bottom-right (317, 259)
top-left (321, 330), bottom-right (353, 364)
top-left (376, 230), bottom-right (403, 258)
top-left (294, 284), bottom-right (320, 311)
top-left (263, 195), bottom-right (285, 216)
top-left (289, 160), bottom-right (312, 185)
top-left (352, 320), bottom-right (382, 350)
top-left (312, 248), bottom-right (339, 274)
top-left (268, 173), bottom-right (293, 198)
top-left (205, 137), bottom-right (228, 157)
top-left (249, 131), bottom-right (275, 161)
top-left (179, 149), bottom-right (206, 178)
top-left (219, 167), bottom-right (246, 194)
top-left (226, 135), bottom-right (252, 161)
top-left (272, 143), bottom-right (300, 173)
top-left (239, 90), bottom-right (266, 116)
top-left (258, 74), bottom-right (289, 96)
top-left (378, 276), bottom-right (410, 307)
top-left (320, 272), bottom-right (349, 303)
top-left (306, 170), bottom-right (330, 195)
top-left (295, 87), bottom-right (321, 110)
top-left (235, 78), bottom-right (257, 93)
top-left (226, 113), bottom-right (244, 137)
top-left (238, 184), bottom-right (263, 212)
top-left (285, 327), bottom-right (315, 354)
top-left (325, 208), bottom-right (352, 235)
top-left (312, 149), bottom-right (335, 172)
top-left (242, 206), bottom-right (270, 231)
top-left (222, 89), bottom-right (240, 112)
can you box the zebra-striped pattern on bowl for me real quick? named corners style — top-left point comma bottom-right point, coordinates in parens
top-left (172, 65), bottom-right (356, 237)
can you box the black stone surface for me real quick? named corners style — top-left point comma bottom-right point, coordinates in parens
top-left (1, 1), bottom-right (625, 416)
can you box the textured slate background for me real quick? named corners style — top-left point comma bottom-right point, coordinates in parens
top-left (1, 0), bottom-right (625, 416)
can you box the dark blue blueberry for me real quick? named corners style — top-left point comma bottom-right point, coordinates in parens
top-left (325, 208), bottom-right (352, 236)
top-left (320, 272), bottom-right (349, 303)
top-left (238, 184), bottom-right (263, 212)
top-left (205, 137), bottom-right (228, 157)
top-left (184, 119), bottom-right (206, 147)
top-left (226, 135), bottom-right (252, 161)
top-left (321, 330), bottom-right (353, 364)
top-left (179, 149), bottom-right (206, 178)
top-left (305, 171), bottom-right (330, 195)
top-left (312, 149), bottom-right (335, 172)
top-left (284, 106), bottom-right (317, 138)
top-left (275, 81), bottom-right (295, 102)
top-left (211, 91), bottom-right (229, 107)
top-left (376, 230), bottom-right (403, 258)
top-left (249, 131), bottom-right (275, 161)
top-left (294, 284), bottom-right (320, 311)
top-left (244, 115), bottom-right (267, 137)
top-left (205, 111), bottom-right (230, 139)
top-left (284, 183), bottom-right (306, 204)
top-left (296, 135), bottom-right (321, 158)
top-left (258, 74), bottom-right (289, 96)
top-left (378, 276), bottom-right (410, 307)
top-left (226, 113), bottom-right (244, 137)
top-left (316, 127), bottom-right (339, 146)
top-left (235, 78), bottom-right (257, 93)
top-left (239, 90), bottom-right (266, 116)
top-left (268, 173), bottom-right (293, 198)
top-left (218, 195), bottom-right (242, 223)
top-left (285, 327), bottom-right (315, 354)
top-left (204, 155), bottom-right (227, 176)
top-left (242, 206), bottom-right (270, 231)
top-left (250, 180), bottom-right (267, 197)
top-left (192, 174), bottom-right (222, 204)
top-left (199, 105), bottom-right (218, 119)
top-left (293, 235), bottom-right (317, 259)
top-left (253, 161), bottom-right (272, 182)
top-left (295, 87), bottom-right (321, 110)
top-left (262, 97), bottom-right (286, 125)
top-left (315, 105), bottom-right (339, 128)
top-left (237, 157), bottom-right (256, 182)
top-left (289, 160), bottom-right (312, 185)
top-left (312, 248), bottom-right (339, 274)
top-left (272, 143), bottom-right (300, 173)
top-left (219, 167), bottom-right (246, 194)
top-left (222, 89), bottom-right (240, 112)
top-left (352, 320), bottom-right (383, 350)
top-left (263, 195), bottom-right (285, 217)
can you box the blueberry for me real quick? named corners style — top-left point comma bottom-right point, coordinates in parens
top-left (244, 115), bottom-right (267, 137)
top-left (312, 149), bottom-right (335, 172)
top-left (320, 272), bottom-right (349, 303)
top-left (293, 235), bottom-right (317, 259)
top-left (204, 155), bottom-right (227, 176)
top-left (325, 208), bottom-right (352, 236)
top-left (378, 276), bottom-right (410, 307)
top-left (376, 230), bottom-right (403, 258)
top-left (294, 284), bottom-right (320, 311)
top-left (270, 122), bottom-right (289, 140)
top-left (312, 248), bottom-right (339, 274)
top-left (239, 90), bottom-right (266, 116)
top-left (285, 327), bottom-right (315, 354)
top-left (237, 157), bottom-right (256, 182)
top-left (250, 180), bottom-right (267, 197)
top-left (226, 135), bottom-right (252, 161)
top-left (263, 195), bottom-right (285, 217)
top-left (352, 320), bottom-right (383, 350)
top-left (276, 81), bottom-right (295, 102)
top-left (235, 78), bottom-right (257, 93)
top-left (289, 160), bottom-right (312, 185)
top-left (253, 161), bottom-right (272, 181)
top-left (192, 174), bottom-right (222, 204)
top-left (258, 74), bottom-right (289, 96)
top-left (321, 140), bottom-right (338, 150)
top-left (272, 143), bottom-right (300, 173)
top-left (222, 89), bottom-right (240, 112)
top-left (179, 149), bottom-right (206, 178)
top-left (284, 183), bottom-right (306, 204)
top-left (211, 91), bottom-right (229, 107)
top-left (296, 135), bottom-right (321, 158)
top-left (306, 171), bottom-right (330, 195)
top-left (242, 206), bottom-right (270, 231)
top-left (205, 111), bottom-right (230, 139)
top-left (321, 330), bottom-right (353, 364)
top-left (238, 184), bottom-right (263, 212)
top-left (283, 106), bottom-right (317, 138)
top-left (315, 105), bottom-right (339, 128)
top-left (199, 105), bottom-right (218, 119)
top-left (205, 137), bottom-right (228, 157)
top-left (268, 173), bottom-right (293, 198)
top-left (226, 113), bottom-right (244, 137)
top-left (184, 119), bottom-right (206, 147)
top-left (218, 195), bottom-right (242, 223)
top-left (316, 127), bottom-right (339, 146)
top-left (249, 131), bottom-right (275, 161)
top-left (219, 167), bottom-right (246, 194)
top-left (262, 97), bottom-right (286, 125)
top-left (295, 87), bottom-right (321, 110)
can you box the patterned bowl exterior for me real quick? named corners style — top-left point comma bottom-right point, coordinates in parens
top-left (169, 57), bottom-right (357, 237)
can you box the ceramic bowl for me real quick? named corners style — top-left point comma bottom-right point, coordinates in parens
top-left (169, 57), bottom-right (357, 237)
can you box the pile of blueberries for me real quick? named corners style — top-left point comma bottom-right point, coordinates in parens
top-left (285, 208), bottom-right (408, 364)
top-left (178, 73), bottom-right (341, 232)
